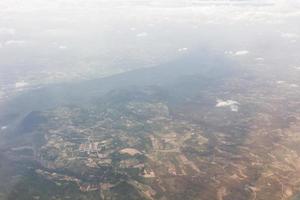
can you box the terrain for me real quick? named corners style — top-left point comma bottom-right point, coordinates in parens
top-left (1, 52), bottom-right (300, 200)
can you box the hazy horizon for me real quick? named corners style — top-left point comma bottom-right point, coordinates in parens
top-left (0, 0), bottom-right (299, 101)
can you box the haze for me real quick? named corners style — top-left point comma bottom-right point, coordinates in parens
top-left (0, 0), bottom-right (299, 101)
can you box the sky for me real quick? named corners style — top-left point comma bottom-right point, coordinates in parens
top-left (0, 0), bottom-right (299, 100)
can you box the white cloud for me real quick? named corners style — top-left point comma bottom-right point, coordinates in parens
top-left (0, 27), bottom-right (15, 35)
top-left (277, 80), bottom-right (285, 84)
top-left (224, 51), bottom-right (233, 55)
top-left (293, 66), bottom-right (300, 70)
top-left (277, 81), bottom-right (299, 88)
top-left (15, 81), bottom-right (29, 88)
top-left (289, 84), bottom-right (299, 88)
top-left (177, 47), bottom-right (188, 52)
top-left (225, 50), bottom-right (250, 56)
top-left (216, 99), bottom-right (239, 112)
top-left (59, 45), bottom-right (67, 50)
top-left (255, 57), bottom-right (265, 61)
top-left (281, 32), bottom-right (299, 39)
top-left (234, 50), bottom-right (249, 56)
top-left (5, 40), bottom-right (26, 46)
top-left (136, 32), bottom-right (148, 37)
